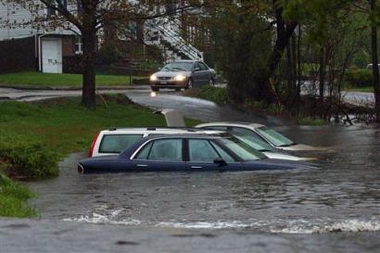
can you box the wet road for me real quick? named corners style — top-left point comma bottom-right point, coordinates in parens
top-left (1, 88), bottom-right (380, 252)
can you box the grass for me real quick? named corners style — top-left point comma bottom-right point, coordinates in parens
top-left (0, 173), bottom-right (36, 217)
top-left (0, 94), bottom-right (200, 217)
top-left (0, 94), bottom-right (199, 159)
top-left (0, 71), bottom-right (138, 87)
top-left (346, 86), bottom-right (373, 92)
top-left (297, 117), bottom-right (327, 126)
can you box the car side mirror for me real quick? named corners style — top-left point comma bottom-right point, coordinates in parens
top-left (214, 157), bottom-right (227, 167)
top-left (194, 66), bottom-right (201, 71)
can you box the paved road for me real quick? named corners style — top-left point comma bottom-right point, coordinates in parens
top-left (341, 91), bottom-right (375, 106)
top-left (0, 85), bottom-right (375, 106)
top-left (0, 86), bottom-right (142, 101)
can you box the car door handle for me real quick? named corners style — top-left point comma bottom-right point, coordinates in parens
top-left (136, 164), bottom-right (148, 168)
top-left (191, 166), bottom-right (203, 169)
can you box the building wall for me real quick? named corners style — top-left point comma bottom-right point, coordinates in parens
top-left (0, 36), bottom-right (37, 73)
top-left (0, 1), bottom-right (79, 73)
top-left (0, 1), bottom-right (41, 41)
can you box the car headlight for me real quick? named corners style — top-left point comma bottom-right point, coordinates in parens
top-left (150, 74), bottom-right (157, 81)
top-left (173, 74), bottom-right (186, 81)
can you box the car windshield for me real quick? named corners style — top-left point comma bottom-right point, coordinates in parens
top-left (233, 134), bottom-right (275, 151)
top-left (162, 62), bottom-right (193, 72)
top-left (218, 137), bottom-right (267, 161)
top-left (256, 127), bottom-right (294, 147)
top-left (99, 134), bottom-right (143, 153)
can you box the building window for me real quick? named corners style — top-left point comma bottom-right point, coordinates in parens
top-left (47, 0), bottom-right (67, 17)
top-left (75, 38), bottom-right (83, 54)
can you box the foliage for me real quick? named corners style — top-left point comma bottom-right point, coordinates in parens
top-left (0, 173), bottom-right (36, 217)
top-left (0, 141), bottom-right (59, 179)
top-left (139, 59), bottom-right (162, 70)
top-left (297, 117), bottom-right (326, 126)
top-left (195, 86), bottom-right (229, 105)
top-left (344, 68), bottom-right (372, 87)
top-left (203, 1), bottom-right (272, 103)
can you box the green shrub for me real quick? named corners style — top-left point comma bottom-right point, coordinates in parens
top-left (197, 86), bottom-right (229, 105)
top-left (0, 173), bottom-right (36, 217)
top-left (344, 68), bottom-right (372, 88)
top-left (0, 141), bottom-right (59, 179)
top-left (297, 117), bottom-right (326, 126)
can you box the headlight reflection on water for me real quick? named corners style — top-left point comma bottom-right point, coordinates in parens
top-left (150, 91), bottom-right (157, 97)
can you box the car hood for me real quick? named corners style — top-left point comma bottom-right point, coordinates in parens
top-left (263, 151), bottom-right (316, 161)
top-left (79, 155), bottom-right (119, 164)
top-left (255, 158), bottom-right (319, 170)
top-left (154, 70), bottom-right (192, 77)
top-left (279, 143), bottom-right (325, 151)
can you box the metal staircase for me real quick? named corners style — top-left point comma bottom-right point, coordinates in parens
top-left (145, 19), bottom-right (203, 62)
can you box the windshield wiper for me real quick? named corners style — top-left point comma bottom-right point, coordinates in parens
top-left (278, 143), bottom-right (294, 147)
top-left (172, 67), bottom-right (185, 71)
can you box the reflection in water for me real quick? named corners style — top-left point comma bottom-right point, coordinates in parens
top-left (27, 123), bottom-right (380, 234)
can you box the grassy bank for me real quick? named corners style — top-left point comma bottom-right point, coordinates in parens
top-left (0, 72), bottom-right (136, 87)
top-left (0, 174), bottom-right (36, 217)
top-left (346, 86), bottom-right (373, 92)
top-left (0, 94), bottom-right (200, 178)
top-left (0, 94), bottom-right (199, 217)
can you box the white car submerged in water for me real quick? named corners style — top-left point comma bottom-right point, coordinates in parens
top-left (195, 122), bottom-right (320, 153)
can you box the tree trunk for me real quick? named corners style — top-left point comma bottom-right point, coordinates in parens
top-left (319, 47), bottom-right (326, 101)
top-left (370, 0), bottom-right (380, 122)
top-left (80, 1), bottom-right (97, 109)
top-left (81, 29), bottom-right (96, 109)
top-left (257, 1), bottom-right (298, 105)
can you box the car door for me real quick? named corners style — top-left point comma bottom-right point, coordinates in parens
top-left (197, 62), bottom-right (211, 85)
top-left (190, 62), bottom-right (203, 86)
top-left (129, 138), bottom-right (186, 171)
top-left (185, 138), bottom-right (242, 171)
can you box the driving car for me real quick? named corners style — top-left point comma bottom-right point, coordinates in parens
top-left (195, 122), bottom-right (320, 151)
top-left (78, 134), bottom-right (317, 174)
top-left (149, 60), bottom-right (216, 91)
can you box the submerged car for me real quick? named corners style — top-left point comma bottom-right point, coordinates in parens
top-left (195, 122), bottom-right (319, 151)
top-left (88, 127), bottom-right (312, 161)
top-left (234, 135), bottom-right (316, 161)
top-left (149, 60), bottom-right (216, 91)
top-left (78, 134), bottom-right (317, 174)
top-left (88, 127), bottom-right (224, 157)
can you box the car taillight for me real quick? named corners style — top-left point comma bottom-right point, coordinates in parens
top-left (88, 132), bottom-right (100, 157)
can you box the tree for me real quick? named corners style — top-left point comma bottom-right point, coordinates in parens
top-left (284, 0), bottom-right (380, 121)
top-left (200, 0), bottom-right (295, 105)
top-left (368, 0), bottom-right (380, 122)
top-left (4, 0), bottom-right (136, 109)
top-left (5, 0), bottom-right (198, 109)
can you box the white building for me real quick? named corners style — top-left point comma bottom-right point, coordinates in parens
top-left (0, 0), bottom-right (80, 74)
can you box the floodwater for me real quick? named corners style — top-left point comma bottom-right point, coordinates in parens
top-left (2, 89), bottom-right (380, 252)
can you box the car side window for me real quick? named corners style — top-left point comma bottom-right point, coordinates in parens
top-left (189, 139), bottom-right (227, 162)
top-left (99, 134), bottom-right (143, 153)
top-left (198, 62), bottom-right (208, 70)
top-left (210, 141), bottom-right (235, 162)
top-left (202, 126), bottom-right (228, 131)
top-left (142, 139), bottom-right (182, 161)
top-left (194, 63), bottom-right (201, 71)
top-left (135, 141), bottom-right (153, 159)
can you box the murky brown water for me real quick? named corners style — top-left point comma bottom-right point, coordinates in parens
top-left (4, 90), bottom-right (380, 252)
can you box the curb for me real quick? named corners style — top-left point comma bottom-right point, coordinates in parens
top-left (0, 84), bottom-right (150, 91)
